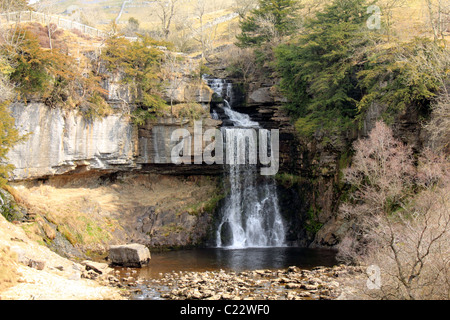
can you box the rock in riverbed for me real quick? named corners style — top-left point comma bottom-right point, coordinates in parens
top-left (108, 244), bottom-right (151, 268)
top-left (137, 265), bottom-right (365, 300)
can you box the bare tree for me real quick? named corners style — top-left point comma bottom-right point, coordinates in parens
top-left (338, 121), bottom-right (450, 299)
top-left (46, 23), bottom-right (58, 51)
top-left (222, 46), bottom-right (257, 84)
top-left (254, 13), bottom-right (283, 44)
top-left (171, 14), bottom-right (195, 52)
top-left (189, 0), bottom-right (220, 61)
top-left (155, 0), bottom-right (180, 39)
top-left (192, 0), bottom-right (207, 59)
top-left (233, 0), bottom-right (257, 19)
top-left (377, 0), bottom-right (407, 41)
top-left (162, 52), bottom-right (185, 115)
top-left (0, 22), bottom-right (26, 50)
top-left (424, 0), bottom-right (450, 43)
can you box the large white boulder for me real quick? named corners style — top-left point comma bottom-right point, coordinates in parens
top-left (108, 244), bottom-right (151, 268)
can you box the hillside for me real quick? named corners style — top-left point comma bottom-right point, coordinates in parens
top-left (35, 0), bottom-right (239, 30)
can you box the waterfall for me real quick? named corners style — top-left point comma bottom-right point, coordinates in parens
top-left (206, 77), bottom-right (286, 248)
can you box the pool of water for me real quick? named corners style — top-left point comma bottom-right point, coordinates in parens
top-left (119, 247), bottom-right (338, 280)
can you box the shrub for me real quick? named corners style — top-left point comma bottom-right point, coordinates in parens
top-left (101, 35), bottom-right (168, 114)
top-left (337, 121), bottom-right (450, 299)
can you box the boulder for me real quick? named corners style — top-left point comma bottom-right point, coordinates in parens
top-left (28, 259), bottom-right (46, 270)
top-left (108, 244), bottom-right (151, 268)
top-left (81, 260), bottom-right (112, 274)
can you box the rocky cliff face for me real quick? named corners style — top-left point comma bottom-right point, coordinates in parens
top-left (311, 100), bottom-right (427, 247)
top-left (7, 103), bottom-right (137, 181)
top-left (7, 60), bottom-right (220, 181)
top-left (6, 103), bottom-right (223, 181)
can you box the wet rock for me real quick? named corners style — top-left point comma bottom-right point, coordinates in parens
top-left (301, 283), bottom-right (319, 291)
top-left (141, 265), bottom-right (363, 301)
top-left (108, 244), bottom-right (151, 268)
top-left (288, 266), bottom-right (299, 273)
top-left (285, 283), bottom-right (302, 289)
top-left (81, 260), bottom-right (111, 275)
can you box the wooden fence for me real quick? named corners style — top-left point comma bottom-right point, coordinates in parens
top-left (0, 11), bottom-right (108, 38)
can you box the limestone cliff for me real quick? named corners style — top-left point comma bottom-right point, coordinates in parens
top-left (6, 62), bottom-right (219, 181)
top-left (7, 103), bottom-right (137, 181)
top-left (3, 62), bottom-right (222, 254)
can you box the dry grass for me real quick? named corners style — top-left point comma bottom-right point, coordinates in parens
top-left (10, 173), bottom-right (218, 253)
top-left (0, 247), bottom-right (20, 293)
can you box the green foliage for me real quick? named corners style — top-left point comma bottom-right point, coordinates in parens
top-left (190, 62), bottom-right (211, 81)
top-left (275, 172), bottom-right (303, 188)
top-left (4, 28), bottom-right (108, 114)
top-left (305, 207), bottom-right (323, 234)
top-left (236, 0), bottom-right (300, 48)
top-left (0, 102), bottom-right (20, 188)
top-left (102, 35), bottom-right (168, 115)
top-left (174, 103), bottom-right (208, 122)
top-left (356, 38), bottom-right (448, 125)
top-left (8, 31), bottom-right (54, 98)
top-left (276, 0), bottom-right (375, 140)
top-left (184, 193), bottom-right (225, 217)
top-left (82, 92), bottom-right (114, 120)
top-left (131, 107), bottom-right (157, 126)
top-left (276, 0), bottom-right (448, 144)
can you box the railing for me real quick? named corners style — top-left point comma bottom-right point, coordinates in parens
top-left (0, 11), bottom-right (108, 38)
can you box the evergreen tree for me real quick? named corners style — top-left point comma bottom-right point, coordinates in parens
top-left (237, 0), bottom-right (300, 48)
top-left (0, 102), bottom-right (20, 188)
top-left (102, 35), bottom-right (168, 117)
top-left (0, 56), bottom-right (19, 188)
top-left (275, 0), bottom-right (375, 139)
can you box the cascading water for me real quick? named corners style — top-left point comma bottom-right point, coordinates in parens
top-left (206, 77), bottom-right (286, 248)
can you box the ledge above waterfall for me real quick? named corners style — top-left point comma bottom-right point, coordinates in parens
top-left (6, 103), bottom-right (224, 181)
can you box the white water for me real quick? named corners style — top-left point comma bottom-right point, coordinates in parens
top-left (206, 77), bottom-right (286, 248)
top-left (222, 100), bottom-right (259, 128)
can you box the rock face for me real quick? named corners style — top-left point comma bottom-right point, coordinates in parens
top-left (108, 244), bottom-right (151, 267)
top-left (6, 107), bottom-right (222, 181)
top-left (7, 103), bottom-right (137, 181)
top-left (6, 52), bottom-right (219, 181)
top-left (137, 117), bottom-right (222, 166)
